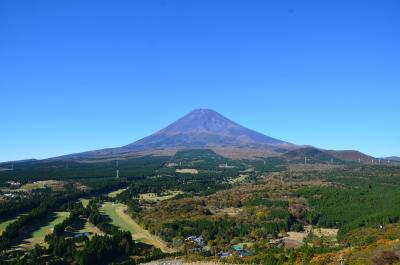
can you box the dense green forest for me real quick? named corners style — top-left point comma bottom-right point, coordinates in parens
top-left (1, 150), bottom-right (400, 264)
top-left (0, 155), bottom-right (169, 184)
top-left (295, 166), bottom-right (400, 239)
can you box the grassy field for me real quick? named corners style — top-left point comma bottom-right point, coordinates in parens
top-left (139, 190), bottom-right (183, 202)
top-left (176, 168), bottom-right (198, 174)
top-left (0, 216), bottom-right (20, 234)
top-left (101, 202), bottom-right (174, 253)
top-left (16, 211), bottom-right (69, 249)
top-left (108, 188), bottom-right (127, 198)
top-left (78, 220), bottom-right (103, 237)
top-left (19, 180), bottom-right (64, 191)
top-left (79, 198), bottom-right (90, 208)
top-left (69, 216), bottom-right (104, 239)
top-left (229, 174), bottom-right (248, 184)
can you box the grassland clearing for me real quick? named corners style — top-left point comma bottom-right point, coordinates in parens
top-left (19, 180), bottom-right (65, 192)
top-left (282, 225), bottom-right (338, 249)
top-left (176, 169), bottom-right (198, 174)
top-left (101, 202), bottom-right (174, 253)
top-left (108, 188), bottom-right (127, 198)
top-left (79, 198), bottom-right (90, 208)
top-left (228, 174), bottom-right (248, 184)
top-left (78, 220), bottom-right (103, 237)
top-left (0, 219), bottom-right (15, 235)
top-left (68, 216), bottom-right (104, 239)
top-left (139, 190), bottom-right (183, 202)
top-left (15, 211), bottom-right (69, 250)
top-left (210, 207), bottom-right (242, 217)
top-left (0, 215), bottom-right (24, 234)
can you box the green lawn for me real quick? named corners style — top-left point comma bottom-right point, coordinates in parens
top-left (101, 202), bottom-right (134, 232)
top-left (79, 198), bottom-right (90, 208)
top-left (0, 218), bottom-right (17, 234)
top-left (101, 202), bottom-right (174, 252)
top-left (139, 190), bottom-right (183, 202)
top-left (17, 211), bottom-right (69, 249)
top-left (108, 188), bottom-right (127, 198)
top-left (229, 174), bottom-right (249, 184)
top-left (31, 211), bottom-right (69, 238)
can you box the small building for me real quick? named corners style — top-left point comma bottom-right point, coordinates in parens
top-left (237, 249), bottom-right (251, 258)
top-left (74, 232), bottom-right (90, 238)
top-left (166, 163), bottom-right (178, 168)
top-left (218, 251), bottom-right (232, 259)
top-left (7, 181), bottom-right (21, 188)
top-left (185, 235), bottom-right (205, 247)
top-left (232, 244), bottom-right (252, 258)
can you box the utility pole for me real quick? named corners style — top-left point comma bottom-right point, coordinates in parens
top-left (339, 256), bottom-right (344, 265)
top-left (304, 157), bottom-right (307, 165)
top-left (116, 161), bottom-right (119, 179)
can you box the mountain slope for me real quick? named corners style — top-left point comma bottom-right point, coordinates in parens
top-left (44, 109), bottom-right (380, 162)
top-left (327, 150), bottom-right (375, 163)
top-left (124, 109), bottom-right (294, 151)
top-left (283, 147), bottom-right (339, 163)
top-left (56, 109), bottom-right (295, 160)
top-left (384, 156), bottom-right (400, 162)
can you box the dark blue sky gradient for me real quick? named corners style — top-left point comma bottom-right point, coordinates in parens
top-left (1, 0), bottom-right (399, 161)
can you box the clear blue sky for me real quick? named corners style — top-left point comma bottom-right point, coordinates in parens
top-left (1, 0), bottom-right (399, 161)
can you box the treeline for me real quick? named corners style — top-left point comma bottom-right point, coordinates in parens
top-left (161, 219), bottom-right (250, 243)
top-left (0, 196), bottom-right (42, 220)
top-left (0, 191), bottom-right (84, 252)
top-left (118, 172), bottom-right (231, 202)
top-left (87, 200), bottom-right (121, 234)
top-left (45, 230), bottom-right (135, 265)
top-left (159, 214), bottom-right (302, 249)
top-left (42, 198), bottom-right (163, 265)
top-left (245, 198), bottom-right (289, 208)
top-left (0, 155), bottom-right (169, 182)
top-left (80, 178), bottom-right (128, 195)
top-left (79, 232), bottom-right (134, 265)
top-left (294, 166), bottom-right (400, 239)
top-left (0, 198), bottom-right (55, 251)
top-left (53, 202), bottom-right (85, 236)
top-left (171, 149), bottom-right (241, 170)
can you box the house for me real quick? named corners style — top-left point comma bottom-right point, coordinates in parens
top-left (7, 181), bottom-right (21, 188)
top-left (269, 238), bottom-right (284, 246)
top-left (237, 249), bottom-right (251, 258)
top-left (185, 236), bottom-right (205, 247)
top-left (218, 251), bottom-right (232, 259)
top-left (232, 244), bottom-right (252, 258)
top-left (3, 193), bottom-right (16, 199)
top-left (74, 232), bottom-right (90, 238)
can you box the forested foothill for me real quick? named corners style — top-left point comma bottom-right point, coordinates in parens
top-left (1, 149), bottom-right (400, 264)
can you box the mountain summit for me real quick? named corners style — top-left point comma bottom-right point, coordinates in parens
top-left (57, 109), bottom-right (296, 160)
top-left (47, 109), bottom-right (378, 161)
top-left (124, 109), bottom-right (293, 151)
